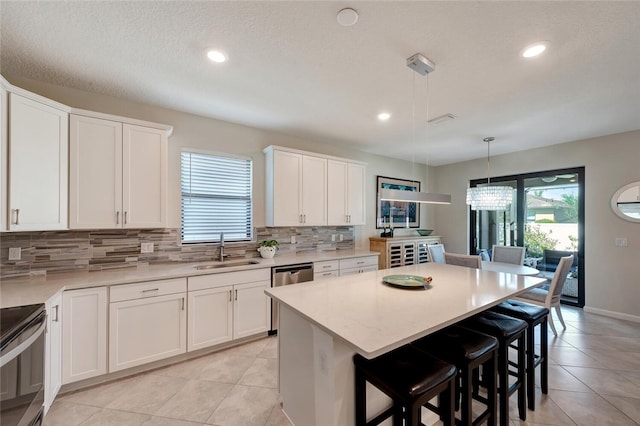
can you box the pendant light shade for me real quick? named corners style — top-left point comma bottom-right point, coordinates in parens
top-left (466, 137), bottom-right (512, 211)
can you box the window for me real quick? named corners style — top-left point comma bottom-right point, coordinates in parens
top-left (181, 150), bottom-right (253, 243)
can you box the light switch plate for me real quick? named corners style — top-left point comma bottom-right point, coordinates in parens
top-left (290, 235), bottom-right (296, 244)
top-left (8, 247), bottom-right (21, 261)
top-left (615, 238), bottom-right (628, 247)
top-left (141, 242), bottom-right (154, 253)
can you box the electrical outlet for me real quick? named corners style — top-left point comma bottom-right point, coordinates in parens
top-left (615, 238), bottom-right (628, 247)
top-left (140, 242), bottom-right (154, 253)
top-left (339, 234), bottom-right (344, 242)
top-left (290, 235), bottom-right (296, 244)
top-left (8, 247), bottom-right (21, 261)
top-left (331, 234), bottom-right (336, 242)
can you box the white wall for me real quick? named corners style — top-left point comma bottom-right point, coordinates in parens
top-left (434, 130), bottom-right (640, 319)
top-left (6, 76), bottom-right (437, 250)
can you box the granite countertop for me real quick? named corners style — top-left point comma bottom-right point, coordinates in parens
top-left (266, 262), bottom-right (546, 359)
top-left (0, 249), bottom-right (378, 308)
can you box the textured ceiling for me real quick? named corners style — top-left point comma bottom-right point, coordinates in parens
top-left (1, 1), bottom-right (639, 165)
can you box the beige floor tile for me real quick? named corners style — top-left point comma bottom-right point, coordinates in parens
top-left (59, 375), bottom-right (142, 408)
top-left (624, 370), bottom-right (640, 387)
top-left (549, 390), bottom-right (638, 426)
top-left (106, 374), bottom-right (188, 415)
top-left (510, 387), bottom-right (577, 425)
top-left (259, 336), bottom-right (278, 359)
top-left (601, 395), bottom-right (640, 424)
top-left (151, 353), bottom-right (219, 380)
top-left (197, 352), bottom-right (256, 384)
top-left (142, 416), bottom-right (204, 425)
top-left (206, 385), bottom-right (280, 426)
top-left (43, 401), bottom-right (102, 426)
top-left (239, 357), bottom-right (278, 388)
top-left (548, 346), bottom-right (605, 368)
top-left (565, 320), bottom-right (640, 338)
top-left (265, 405), bottom-right (293, 426)
top-left (79, 408), bottom-right (151, 425)
top-left (547, 365), bottom-right (593, 393)
top-left (564, 366), bottom-right (640, 398)
top-left (154, 379), bottom-right (233, 423)
top-left (225, 337), bottom-right (271, 357)
top-left (559, 333), bottom-right (640, 352)
top-left (579, 348), bottom-right (640, 371)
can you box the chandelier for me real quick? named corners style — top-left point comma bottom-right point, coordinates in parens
top-left (466, 137), bottom-right (513, 210)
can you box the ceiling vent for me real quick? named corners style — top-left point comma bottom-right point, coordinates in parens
top-left (427, 113), bottom-right (456, 125)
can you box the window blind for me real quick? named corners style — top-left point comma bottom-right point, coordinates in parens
top-left (181, 151), bottom-right (253, 243)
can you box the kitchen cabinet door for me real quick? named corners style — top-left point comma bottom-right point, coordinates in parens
top-left (269, 149), bottom-right (303, 226)
top-left (327, 160), bottom-right (365, 226)
top-left (8, 93), bottom-right (68, 231)
top-left (188, 286), bottom-right (233, 351)
top-left (301, 155), bottom-right (327, 226)
top-left (62, 287), bottom-right (107, 384)
top-left (109, 292), bottom-right (186, 372)
top-left (122, 124), bottom-right (167, 228)
top-left (69, 115), bottom-right (122, 228)
top-left (233, 281), bottom-right (271, 339)
top-left (1, 86), bottom-right (7, 231)
top-left (45, 291), bottom-right (62, 413)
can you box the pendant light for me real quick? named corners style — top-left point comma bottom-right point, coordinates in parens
top-left (378, 53), bottom-right (451, 205)
top-left (465, 137), bottom-right (513, 210)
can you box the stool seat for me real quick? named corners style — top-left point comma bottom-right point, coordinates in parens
top-left (463, 310), bottom-right (527, 338)
top-left (414, 325), bottom-right (497, 364)
top-left (492, 300), bottom-right (549, 322)
top-left (354, 345), bottom-right (456, 398)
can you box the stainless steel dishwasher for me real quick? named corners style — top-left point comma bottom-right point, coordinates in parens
top-left (270, 263), bottom-right (314, 333)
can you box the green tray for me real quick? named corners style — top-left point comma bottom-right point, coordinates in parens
top-left (382, 274), bottom-right (432, 290)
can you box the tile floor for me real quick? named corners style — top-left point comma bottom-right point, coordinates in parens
top-left (44, 306), bottom-right (640, 426)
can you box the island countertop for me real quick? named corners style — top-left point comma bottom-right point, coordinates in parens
top-left (266, 262), bottom-right (546, 359)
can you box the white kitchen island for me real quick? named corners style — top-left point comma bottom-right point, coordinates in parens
top-left (265, 262), bottom-right (547, 425)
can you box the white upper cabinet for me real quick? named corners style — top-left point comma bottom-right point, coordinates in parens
top-left (1, 84), bottom-right (7, 231)
top-left (265, 147), bottom-right (327, 226)
top-left (69, 114), bottom-right (168, 229)
top-left (327, 160), bottom-right (366, 225)
top-left (264, 146), bottom-right (365, 227)
top-left (7, 92), bottom-right (68, 231)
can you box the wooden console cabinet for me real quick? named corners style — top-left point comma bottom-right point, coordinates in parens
top-left (369, 236), bottom-right (442, 269)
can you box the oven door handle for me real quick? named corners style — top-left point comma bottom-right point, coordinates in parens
top-left (0, 318), bottom-right (46, 368)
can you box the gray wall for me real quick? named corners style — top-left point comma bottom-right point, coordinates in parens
top-left (434, 130), bottom-right (640, 319)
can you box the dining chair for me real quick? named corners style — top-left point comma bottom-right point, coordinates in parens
top-left (427, 244), bottom-right (446, 264)
top-left (444, 253), bottom-right (482, 269)
top-left (491, 245), bottom-right (525, 265)
top-left (514, 255), bottom-right (574, 336)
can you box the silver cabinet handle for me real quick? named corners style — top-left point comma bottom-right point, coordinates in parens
top-left (322, 272), bottom-right (333, 276)
top-left (235, 289), bottom-right (238, 301)
top-left (53, 305), bottom-right (59, 322)
top-left (116, 211), bottom-right (120, 224)
top-left (181, 297), bottom-right (185, 311)
top-left (11, 209), bottom-right (20, 225)
top-left (299, 214), bottom-right (303, 223)
top-left (228, 289), bottom-right (232, 302)
top-left (357, 261), bottom-right (365, 265)
top-left (303, 214), bottom-right (306, 223)
top-left (124, 211), bottom-right (128, 225)
top-left (322, 265), bottom-right (332, 269)
top-left (142, 288), bottom-right (159, 293)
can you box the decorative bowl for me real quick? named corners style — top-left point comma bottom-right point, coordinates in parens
top-left (416, 229), bottom-right (433, 236)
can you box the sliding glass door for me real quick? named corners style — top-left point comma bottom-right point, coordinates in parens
top-left (470, 167), bottom-right (585, 307)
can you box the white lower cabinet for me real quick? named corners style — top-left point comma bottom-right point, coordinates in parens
top-left (109, 278), bottom-right (186, 372)
top-left (313, 260), bottom-right (340, 281)
top-left (62, 287), bottom-right (107, 384)
top-left (187, 286), bottom-right (233, 351)
top-left (339, 256), bottom-right (378, 276)
top-left (45, 291), bottom-right (62, 413)
top-left (188, 269), bottom-right (270, 351)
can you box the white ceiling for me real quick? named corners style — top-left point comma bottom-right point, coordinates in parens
top-left (1, 1), bottom-right (639, 166)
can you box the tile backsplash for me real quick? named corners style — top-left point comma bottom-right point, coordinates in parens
top-left (0, 227), bottom-right (354, 278)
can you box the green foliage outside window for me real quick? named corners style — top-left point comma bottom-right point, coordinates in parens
top-left (524, 224), bottom-right (558, 258)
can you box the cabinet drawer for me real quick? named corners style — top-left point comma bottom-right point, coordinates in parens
top-left (110, 278), bottom-right (187, 302)
top-left (314, 270), bottom-right (339, 281)
top-left (314, 260), bottom-right (339, 272)
top-left (339, 256), bottom-right (378, 271)
top-left (340, 265), bottom-right (378, 277)
top-left (188, 268), bottom-right (270, 292)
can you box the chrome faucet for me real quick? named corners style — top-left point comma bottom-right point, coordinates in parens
top-left (219, 232), bottom-right (227, 262)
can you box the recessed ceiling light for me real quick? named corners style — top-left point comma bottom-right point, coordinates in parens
top-left (337, 8), bottom-right (359, 26)
top-left (207, 49), bottom-right (227, 63)
top-left (521, 42), bottom-right (548, 58)
top-left (377, 112), bottom-right (391, 121)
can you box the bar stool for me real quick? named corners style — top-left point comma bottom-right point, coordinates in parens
top-left (462, 311), bottom-right (527, 426)
top-left (354, 345), bottom-right (457, 426)
top-left (490, 300), bottom-right (549, 410)
top-left (412, 325), bottom-right (498, 426)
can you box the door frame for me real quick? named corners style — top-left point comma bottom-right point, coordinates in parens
top-left (469, 166), bottom-right (585, 307)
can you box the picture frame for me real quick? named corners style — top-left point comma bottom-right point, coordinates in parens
top-left (376, 175), bottom-right (421, 229)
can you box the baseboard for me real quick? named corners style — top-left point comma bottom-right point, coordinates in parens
top-left (583, 306), bottom-right (640, 323)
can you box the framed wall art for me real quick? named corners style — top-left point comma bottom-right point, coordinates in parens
top-left (376, 176), bottom-right (420, 229)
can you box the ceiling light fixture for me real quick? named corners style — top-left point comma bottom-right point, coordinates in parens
top-left (428, 113), bottom-right (456, 125)
top-left (378, 53), bottom-right (451, 206)
top-left (377, 112), bottom-right (391, 121)
top-left (466, 137), bottom-right (513, 210)
top-left (336, 8), bottom-right (359, 26)
top-left (521, 41), bottom-right (548, 58)
top-left (207, 49), bottom-right (227, 63)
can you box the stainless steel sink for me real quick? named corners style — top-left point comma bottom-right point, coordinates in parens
top-left (194, 260), bottom-right (261, 270)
